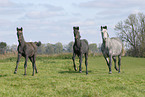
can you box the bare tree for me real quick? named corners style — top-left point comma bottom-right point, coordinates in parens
top-left (115, 12), bottom-right (145, 57)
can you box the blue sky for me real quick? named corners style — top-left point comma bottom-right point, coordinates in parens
top-left (0, 0), bottom-right (145, 46)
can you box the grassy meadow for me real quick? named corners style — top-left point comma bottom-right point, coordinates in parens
top-left (0, 54), bottom-right (145, 97)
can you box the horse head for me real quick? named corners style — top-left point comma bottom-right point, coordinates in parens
top-left (73, 26), bottom-right (81, 40)
top-left (17, 27), bottom-right (23, 43)
top-left (101, 26), bottom-right (109, 41)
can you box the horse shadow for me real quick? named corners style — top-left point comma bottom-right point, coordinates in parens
top-left (0, 74), bottom-right (7, 77)
top-left (59, 70), bottom-right (92, 74)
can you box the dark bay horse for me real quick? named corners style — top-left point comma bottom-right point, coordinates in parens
top-left (14, 27), bottom-right (41, 76)
top-left (72, 26), bottom-right (89, 75)
top-left (101, 26), bottom-right (123, 74)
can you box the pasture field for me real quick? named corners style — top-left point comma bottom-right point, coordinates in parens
top-left (0, 54), bottom-right (145, 97)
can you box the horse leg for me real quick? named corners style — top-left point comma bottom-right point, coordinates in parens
top-left (32, 56), bottom-right (35, 76)
top-left (105, 57), bottom-right (109, 66)
top-left (29, 57), bottom-right (34, 76)
top-left (109, 56), bottom-right (112, 74)
top-left (112, 57), bottom-right (118, 71)
top-left (104, 56), bottom-right (109, 71)
top-left (29, 56), bottom-right (37, 76)
top-left (85, 53), bottom-right (88, 75)
top-left (24, 56), bottom-right (28, 75)
top-left (14, 53), bottom-right (21, 74)
top-left (118, 55), bottom-right (121, 73)
top-left (79, 54), bottom-right (82, 73)
top-left (72, 53), bottom-right (77, 71)
top-left (33, 55), bottom-right (38, 74)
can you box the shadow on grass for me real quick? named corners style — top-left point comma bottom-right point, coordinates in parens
top-left (59, 70), bottom-right (92, 74)
top-left (0, 74), bottom-right (7, 77)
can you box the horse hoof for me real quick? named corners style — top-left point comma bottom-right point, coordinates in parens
top-left (109, 71), bottom-right (112, 74)
top-left (79, 71), bottom-right (82, 73)
top-left (115, 68), bottom-right (119, 71)
top-left (24, 74), bottom-right (27, 76)
top-left (74, 68), bottom-right (77, 71)
top-left (118, 71), bottom-right (120, 73)
top-left (86, 72), bottom-right (88, 75)
top-left (14, 71), bottom-right (17, 74)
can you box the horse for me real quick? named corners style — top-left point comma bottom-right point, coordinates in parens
top-left (72, 26), bottom-right (89, 75)
top-left (101, 26), bottom-right (123, 74)
top-left (14, 27), bottom-right (41, 76)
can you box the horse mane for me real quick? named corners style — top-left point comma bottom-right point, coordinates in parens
top-left (110, 37), bottom-right (122, 42)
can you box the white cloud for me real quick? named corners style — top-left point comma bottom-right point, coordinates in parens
top-left (39, 4), bottom-right (64, 11)
top-left (0, 19), bottom-right (12, 27)
top-left (0, 0), bottom-right (15, 7)
top-left (79, 0), bottom-right (145, 9)
top-left (70, 19), bottom-right (96, 27)
top-left (131, 9), bottom-right (141, 14)
top-left (25, 11), bottom-right (65, 19)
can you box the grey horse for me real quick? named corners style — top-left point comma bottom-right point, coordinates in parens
top-left (101, 26), bottom-right (123, 74)
top-left (72, 26), bottom-right (89, 75)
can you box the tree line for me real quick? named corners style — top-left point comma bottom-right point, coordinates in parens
top-left (0, 41), bottom-right (99, 55)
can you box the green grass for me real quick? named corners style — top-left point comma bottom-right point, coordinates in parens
top-left (0, 55), bottom-right (145, 97)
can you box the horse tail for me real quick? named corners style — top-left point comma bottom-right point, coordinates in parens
top-left (35, 41), bottom-right (41, 47)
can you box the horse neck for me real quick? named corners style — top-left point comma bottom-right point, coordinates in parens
top-left (18, 35), bottom-right (25, 47)
top-left (75, 38), bottom-right (81, 48)
top-left (103, 38), bottom-right (110, 48)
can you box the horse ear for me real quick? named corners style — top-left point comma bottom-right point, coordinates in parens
top-left (73, 27), bottom-right (75, 30)
top-left (101, 26), bottom-right (103, 30)
top-left (21, 27), bottom-right (23, 31)
top-left (105, 26), bottom-right (107, 29)
top-left (77, 27), bottom-right (79, 30)
top-left (17, 27), bottom-right (18, 31)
